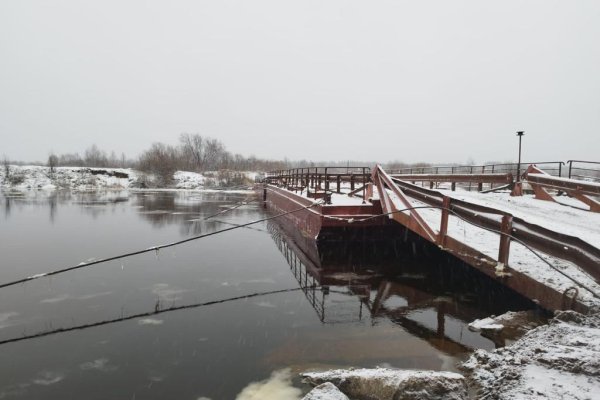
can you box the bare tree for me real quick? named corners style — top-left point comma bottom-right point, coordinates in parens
top-left (48, 153), bottom-right (58, 173)
top-left (108, 151), bottom-right (119, 167)
top-left (138, 143), bottom-right (181, 184)
top-left (203, 138), bottom-right (225, 170)
top-left (84, 144), bottom-right (108, 167)
top-left (179, 133), bottom-right (204, 171)
top-left (58, 153), bottom-right (85, 167)
top-left (2, 156), bottom-right (10, 180)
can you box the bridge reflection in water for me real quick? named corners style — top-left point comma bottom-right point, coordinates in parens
top-left (267, 221), bottom-right (546, 355)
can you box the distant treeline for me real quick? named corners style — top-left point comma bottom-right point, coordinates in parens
top-left (37, 134), bottom-right (289, 183)
top-left (5, 133), bottom-right (497, 183)
top-left (137, 134), bottom-right (288, 182)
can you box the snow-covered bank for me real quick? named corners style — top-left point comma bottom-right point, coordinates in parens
top-left (298, 311), bottom-right (600, 399)
top-left (302, 368), bottom-right (467, 400)
top-left (463, 310), bottom-right (600, 399)
top-left (0, 165), bottom-right (257, 191)
top-left (0, 165), bottom-right (133, 191)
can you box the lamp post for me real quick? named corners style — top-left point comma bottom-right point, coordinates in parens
top-left (516, 131), bottom-right (525, 181)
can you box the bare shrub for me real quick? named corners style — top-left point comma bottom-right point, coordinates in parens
top-left (84, 145), bottom-right (108, 167)
top-left (48, 154), bottom-right (58, 174)
top-left (8, 173), bottom-right (25, 185)
top-left (217, 170), bottom-right (251, 187)
top-left (2, 156), bottom-right (10, 180)
top-left (58, 153), bottom-right (85, 167)
top-left (138, 143), bottom-right (181, 185)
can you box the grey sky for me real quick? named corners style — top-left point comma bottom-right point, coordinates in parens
top-left (1, 0), bottom-right (599, 164)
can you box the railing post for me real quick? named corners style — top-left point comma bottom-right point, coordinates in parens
top-left (498, 215), bottom-right (513, 266)
top-left (317, 171), bottom-right (321, 190)
top-left (336, 175), bottom-right (341, 193)
top-left (568, 161), bottom-right (573, 179)
top-left (350, 173), bottom-right (355, 191)
top-left (305, 169), bottom-right (309, 191)
top-left (325, 168), bottom-right (329, 191)
top-left (437, 196), bottom-right (450, 246)
top-left (362, 167), bottom-right (366, 204)
top-left (468, 166), bottom-right (473, 191)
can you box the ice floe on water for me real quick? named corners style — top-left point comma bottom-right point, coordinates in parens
top-left (40, 291), bottom-right (113, 304)
top-left (468, 317), bottom-right (504, 332)
top-left (151, 283), bottom-right (188, 302)
top-left (255, 301), bottom-right (277, 308)
top-left (40, 294), bottom-right (71, 304)
top-left (0, 312), bottom-right (20, 330)
top-left (32, 371), bottom-right (65, 386)
top-left (79, 358), bottom-right (118, 372)
top-left (138, 318), bottom-right (164, 326)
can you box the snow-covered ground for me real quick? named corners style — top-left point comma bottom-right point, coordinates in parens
top-left (440, 188), bottom-right (600, 248)
top-left (0, 165), bottom-right (257, 191)
top-left (463, 310), bottom-right (600, 399)
top-left (297, 311), bottom-right (600, 399)
top-left (0, 165), bottom-right (134, 191)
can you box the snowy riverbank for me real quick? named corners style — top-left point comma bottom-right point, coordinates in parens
top-left (295, 310), bottom-right (600, 399)
top-left (0, 165), bottom-right (258, 191)
top-left (463, 310), bottom-right (600, 399)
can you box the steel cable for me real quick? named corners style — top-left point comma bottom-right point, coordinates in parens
top-left (0, 198), bottom-right (323, 290)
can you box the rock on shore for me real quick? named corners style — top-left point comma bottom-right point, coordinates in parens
top-left (302, 382), bottom-right (349, 400)
top-left (302, 368), bottom-right (467, 400)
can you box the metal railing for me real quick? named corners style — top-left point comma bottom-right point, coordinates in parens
top-left (389, 161), bottom-right (565, 179)
top-left (372, 166), bottom-right (598, 311)
top-left (264, 166), bottom-right (372, 201)
top-left (567, 160), bottom-right (600, 183)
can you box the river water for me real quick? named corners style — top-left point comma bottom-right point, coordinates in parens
top-left (0, 190), bottom-right (537, 399)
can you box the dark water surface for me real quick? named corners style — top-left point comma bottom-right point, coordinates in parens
top-left (0, 190), bottom-right (535, 399)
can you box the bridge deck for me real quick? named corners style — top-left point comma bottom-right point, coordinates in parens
top-left (389, 189), bottom-right (600, 309)
top-left (262, 165), bottom-right (600, 313)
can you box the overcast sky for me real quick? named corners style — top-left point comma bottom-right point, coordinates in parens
top-left (1, 0), bottom-right (598, 164)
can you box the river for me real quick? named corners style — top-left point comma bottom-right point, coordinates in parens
top-left (0, 190), bottom-right (538, 399)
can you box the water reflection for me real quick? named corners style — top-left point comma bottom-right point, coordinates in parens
top-left (132, 191), bottom-right (256, 236)
top-left (0, 190), bottom-right (131, 221)
top-left (268, 221), bottom-right (543, 353)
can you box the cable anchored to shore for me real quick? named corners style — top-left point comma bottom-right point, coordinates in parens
top-left (0, 286), bottom-right (315, 346)
top-left (0, 199), bottom-right (323, 290)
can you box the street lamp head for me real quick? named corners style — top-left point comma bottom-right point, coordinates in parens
top-left (516, 131), bottom-right (525, 137)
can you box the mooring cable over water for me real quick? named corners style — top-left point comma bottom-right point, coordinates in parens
top-left (0, 286), bottom-right (315, 346)
top-left (195, 196), bottom-right (255, 221)
top-left (0, 198), bottom-right (323, 290)
top-left (2, 194), bottom-right (596, 300)
top-left (322, 206), bottom-right (600, 299)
